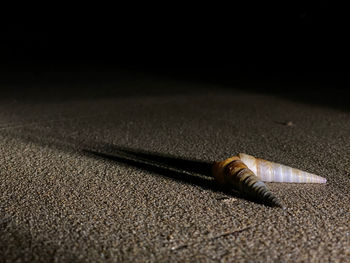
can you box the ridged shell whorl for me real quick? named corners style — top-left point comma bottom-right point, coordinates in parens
top-left (238, 153), bottom-right (327, 184)
top-left (212, 157), bottom-right (284, 208)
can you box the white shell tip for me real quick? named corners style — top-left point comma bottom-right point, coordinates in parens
top-left (238, 153), bottom-right (327, 184)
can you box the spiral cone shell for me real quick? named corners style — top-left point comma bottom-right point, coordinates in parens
top-left (238, 153), bottom-right (327, 183)
top-left (212, 156), bottom-right (284, 208)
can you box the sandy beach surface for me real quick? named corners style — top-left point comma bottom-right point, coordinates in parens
top-left (1, 69), bottom-right (349, 262)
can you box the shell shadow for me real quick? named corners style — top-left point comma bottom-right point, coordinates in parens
top-left (82, 148), bottom-right (233, 196)
top-left (82, 146), bottom-right (277, 207)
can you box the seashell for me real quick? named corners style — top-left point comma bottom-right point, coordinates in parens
top-left (212, 156), bottom-right (284, 208)
top-left (238, 153), bottom-right (327, 184)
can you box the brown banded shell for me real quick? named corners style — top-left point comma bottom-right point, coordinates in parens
top-left (212, 156), bottom-right (284, 208)
top-left (238, 153), bottom-right (327, 183)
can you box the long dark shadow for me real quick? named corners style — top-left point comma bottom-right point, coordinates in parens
top-left (82, 149), bottom-right (236, 197)
top-left (83, 146), bottom-right (278, 206)
top-left (101, 145), bottom-right (214, 177)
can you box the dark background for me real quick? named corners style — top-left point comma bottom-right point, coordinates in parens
top-left (0, 1), bottom-right (349, 95)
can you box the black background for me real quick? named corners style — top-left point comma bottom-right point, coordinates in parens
top-left (0, 2), bottom-right (349, 93)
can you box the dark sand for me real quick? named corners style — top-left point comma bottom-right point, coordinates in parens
top-left (0, 69), bottom-right (349, 262)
